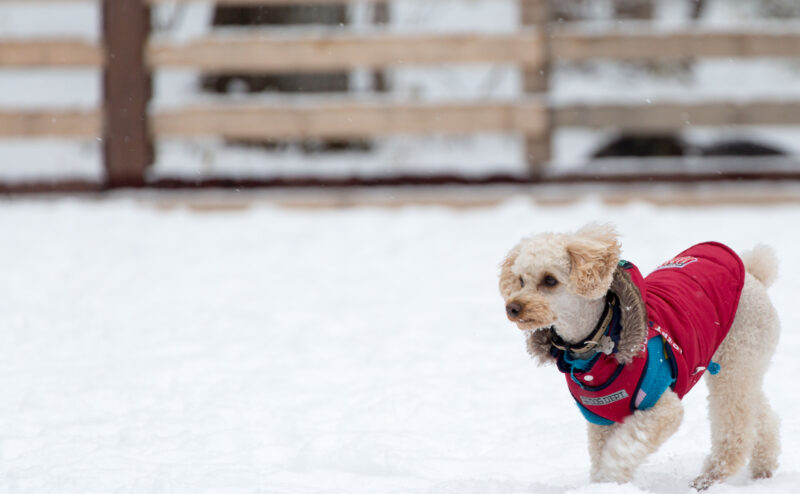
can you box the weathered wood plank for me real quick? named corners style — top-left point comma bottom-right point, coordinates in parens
top-left (554, 101), bottom-right (800, 131)
top-left (153, 100), bottom-right (800, 139)
top-left (152, 102), bottom-right (549, 139)
top-left (552, 28), bottom-right (800, 62)
top-left (148, 32), bottom-right (545, 72)
top-left (4, 30), bottom-right (800, 69)
top-left (0, 39), bottom-right (102, 67)
top-left (5, 101), bottom-right (800, 138)
top-left (0, 110), bottom-right (100, 137)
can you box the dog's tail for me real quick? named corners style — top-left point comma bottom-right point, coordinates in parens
top-left (741, 244), bottom-right (778, 288)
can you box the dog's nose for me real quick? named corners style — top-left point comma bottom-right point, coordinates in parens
top-left (506, 302), bottom-right (522, 319)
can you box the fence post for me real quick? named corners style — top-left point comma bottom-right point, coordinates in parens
top-left (520, 0), bottom-right (551, 176)
top-left (371, 2), bottom-right (390, 92)
top-left (102, 0), bottom-right (152, 188)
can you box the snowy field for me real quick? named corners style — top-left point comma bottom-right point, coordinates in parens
top-left (0, 197), bottom-right (798, 493)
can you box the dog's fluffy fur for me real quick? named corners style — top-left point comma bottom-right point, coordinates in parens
top-left (499, 224), bottom-right (780, 489)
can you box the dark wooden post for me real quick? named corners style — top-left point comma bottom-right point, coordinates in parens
top-left (102, 0), bottom-right (152, 188)
top-left (521, 0), bottom-right (551, 176)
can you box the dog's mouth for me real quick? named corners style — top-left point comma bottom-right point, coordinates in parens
top-left (516, 320), bottom-right (555, 333)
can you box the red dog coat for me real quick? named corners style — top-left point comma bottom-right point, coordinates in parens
top-left (559, 242), bottom-right (745, 423)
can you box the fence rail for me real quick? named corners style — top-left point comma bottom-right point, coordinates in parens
top-left (0, 110), bottom-right (100, 137)
top-left (0, 39), bottom-right (101, 67)
top-left (2, 0), bottom-right (800, 190)
top-left (10, 100), bottom-right (800, 139)
top-left (555, 101), bottom-right (800, 131)
top-left (153, 101), bottom-right (548, 139)
top-left (552, 28), bottom-right (800, 61)
top-left (149, 33), bottom-right (545, 72)
top-left (9, 29), bottom-right (800, 69)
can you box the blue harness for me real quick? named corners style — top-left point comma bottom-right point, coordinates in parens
top-left (562, 310), bottom-right (678, 426)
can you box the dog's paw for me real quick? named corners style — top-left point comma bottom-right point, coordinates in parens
top-left (751, 467), bottom-right (774, 480)
top-left (690, 472), bottom-right (719, 491)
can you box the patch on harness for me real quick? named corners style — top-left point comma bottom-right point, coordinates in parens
top-left (579, 390), bottom-right (629, 406)
top-left (656, 256), bottom-right (698, 270)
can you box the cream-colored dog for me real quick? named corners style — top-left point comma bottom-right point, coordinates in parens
top-left (499, 224), bottom-right (780, 489)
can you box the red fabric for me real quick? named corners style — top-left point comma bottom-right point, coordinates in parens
top-left (641, 242), bottom-right (745, 397)
top-left (563, 331), bottom-right (652, 423)
top-left (562, 242), bottom-right (745, 422)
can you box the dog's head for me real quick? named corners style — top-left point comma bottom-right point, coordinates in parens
top-left (499, 223), bottom-right (621, 350)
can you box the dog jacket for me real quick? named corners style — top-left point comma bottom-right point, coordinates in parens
top-left (555, 242), bottom-right (745, 424)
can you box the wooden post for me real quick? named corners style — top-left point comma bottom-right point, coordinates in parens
top-left (520, 0), bottom-right (551, 176)
top-left (102, 0), bottom-right (152, 188)
top-left (371, 2), bottom-right (390, 92)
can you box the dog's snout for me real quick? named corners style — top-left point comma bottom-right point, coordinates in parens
top-left (506, 302), bottom-right (522, 319)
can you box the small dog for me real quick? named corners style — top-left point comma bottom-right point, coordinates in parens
top-left (499, 224), bottom-right (780, 489)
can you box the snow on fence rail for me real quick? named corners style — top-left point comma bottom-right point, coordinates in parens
top-left (2, 0), bottom-right (800, 190)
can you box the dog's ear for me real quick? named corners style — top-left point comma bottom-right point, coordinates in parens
top-left (498, 245), bottom-right (521, 296)
top-left (566, 224), bottom-right (620, 298)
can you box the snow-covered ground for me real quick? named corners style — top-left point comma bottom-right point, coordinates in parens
top-left (0, 197), bottom-right (797, 493)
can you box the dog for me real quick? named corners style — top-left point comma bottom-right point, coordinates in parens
top-left (499, 224), bottom-right (780, 489)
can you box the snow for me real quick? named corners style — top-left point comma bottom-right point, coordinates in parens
top-left (0, 3), bottom-right (97, 40)
top-left (0, 197), bottom-right (797, 493)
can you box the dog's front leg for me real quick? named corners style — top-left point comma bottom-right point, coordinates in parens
top-left (588, 422), bottom-right (617, 481)
top-left (592, 390), bottom-right (684, 483)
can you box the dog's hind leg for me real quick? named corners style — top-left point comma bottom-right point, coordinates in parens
top-left (692, 273), bottom-right (780, 490)
top-left (593, 390), bottom-right (683, 484)
top-left (691, 372), bottom-right (759, 490)
top-left (749, 390), bottom-right (780, 480)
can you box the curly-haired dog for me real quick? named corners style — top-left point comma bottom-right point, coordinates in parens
top-left (499, 224), bottom-right (780, 489)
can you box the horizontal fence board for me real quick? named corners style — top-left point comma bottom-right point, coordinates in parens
top-left (552, 29), bottom-right (800, 62)
top-left (152, 102), bottom-right (548, 139)
top-left (555, 101), bottom-right (800, 131)
top-left (154, 101), bottom-right (800, 140)
top-left (149, 32), bottom-right (545, 72)
top-left (4, 30), bottom-right (800, 69)
top-left (0, 110), bottom-right (100, 137)
top-left (0, 39), bottom-right (102, 67)
top-left (5, 101), bottom-right (800, 138)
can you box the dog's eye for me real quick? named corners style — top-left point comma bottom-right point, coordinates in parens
top-left (519, 276), bottom-right (525, 288)
top-left (543, 275), bottom-right (559, 287)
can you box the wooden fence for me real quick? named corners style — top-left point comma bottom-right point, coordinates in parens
top-left (3, 0), bottom-right (800, 190)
